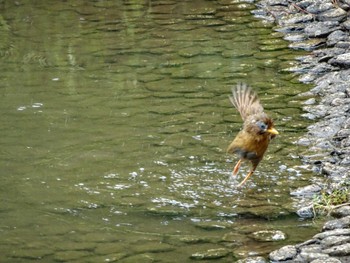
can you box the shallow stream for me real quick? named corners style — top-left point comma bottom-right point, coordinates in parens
top-left (0, 1), bottom-right (323, 262)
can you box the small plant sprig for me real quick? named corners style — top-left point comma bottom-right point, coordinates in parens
top-left (312, 183), bottom-right (350, 216)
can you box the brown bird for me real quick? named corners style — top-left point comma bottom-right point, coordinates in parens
top-left (227, 83), bottom-right (279, 187)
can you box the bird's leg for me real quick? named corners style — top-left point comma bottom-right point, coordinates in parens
top-left (237, 165), bottom-right (257, 187)
top-left (232, 159), bottom-right (242, 176)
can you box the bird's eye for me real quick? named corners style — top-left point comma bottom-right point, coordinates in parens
top-left (256, 121), bottom-right (267, 131)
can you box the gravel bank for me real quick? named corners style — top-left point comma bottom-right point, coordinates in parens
top-left (244, 0), bottom-right (350, 262)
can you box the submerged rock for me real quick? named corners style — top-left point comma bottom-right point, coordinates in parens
top-left (251, 230), bottom-right (286, 242)
top-left (190, 248), bottom-right (231, 260)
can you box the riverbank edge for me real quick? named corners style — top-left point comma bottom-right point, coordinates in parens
top-left (246, 0), bottom-right (350, 262)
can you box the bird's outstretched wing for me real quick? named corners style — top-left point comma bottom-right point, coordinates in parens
top-left (229, 83), bottom-right (264, 121)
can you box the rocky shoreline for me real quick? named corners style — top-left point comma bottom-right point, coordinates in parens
top-left (244, 0), bottom-right (350, 262)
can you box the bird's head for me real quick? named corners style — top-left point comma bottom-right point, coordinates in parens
top-left (245, 113), bottom-right (279, 138)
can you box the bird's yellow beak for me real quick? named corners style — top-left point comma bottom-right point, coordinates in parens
top-left (267, 127), bottom-right (279, 135)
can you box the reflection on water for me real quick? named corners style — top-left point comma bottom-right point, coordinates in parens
top-left (0, 0), bottom-right (321, 262)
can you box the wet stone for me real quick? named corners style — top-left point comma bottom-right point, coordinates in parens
top-left (306, 1), bottom-right (333, 14)
top-left (290, 184), bottom-right (322, 197)
top-left (194, 221), bottom-right (233, 230)
top-left (279, 13), bottom-right (314, 26)
top-left (322, 243), bottom-right (350, 256)
top-left (344, 18), bottom-right (350, 30)
top-left (329, 53), bottom-right (350, 67)
top-left (251, 230), bottom-right (286, 242)
top-left (301, 252), bottom-right (331, 262)
top-left (317, 8), bottom-right (348, 22)
top-left (304, 98), bottom-right (317, 105)
top-left (331, 206), bottom-right (350, 218)
top-left (147, 206), bottom-right (189, 216)
top-left (297, 205), bottom-right (315, 218)
top-left (259, 43), bottom-right (288, 51)
top-left (236, 256), bottom-right (267, 263)
top-left (269, 245), bottom-right (297, 261)
top-left (314, 229), bottom-right (350, 240)
top-left (323, 216), bottom-right (350, 231)
top-left (304, 21), bottom-right (340, 37)
top-left (310, 258), bottom-right (342, 263)
top-left (275, 24), bottom-right (305, 34)
top-left (300, 244), bottom-right (322, 254)
top-left (284, 33), bottom-right (307, 42)
top-left (327, 30), bottom-right (349, 46)
top-left (190, 248), bottom-right (231, 260)
top-left (321, 236), bottom-right (350, 248)
top-left (289, 38), bottom-right (326, 51)
top-left (299, 73), bottom-right (317, 83)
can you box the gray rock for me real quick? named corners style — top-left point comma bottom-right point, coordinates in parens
top-left (310, 62), bottom-right (334, 75)
top-left (306, 1), bottom-right (333, 14)
top-left (251, 230), bottom-right (286, 242)
top-left (310, 258), bottom-right (342, 263)
top-left (299, 73), bottom-right (317, 83)
top-left (308, 118), bottom-right (344, 139)
top-left (335, 41), bottom-right (350, 48)
top-left (343, 18), bottom-right (350, 30)
top-left (329, 53), bottom-right (350, 67)
top-left (300, 251), bottom-right (330, 262)
top-left (327, 30), bottom-right (349, 46)
top-left (323, 216), bottom-right (350, 230)
top-left (269, 245), bottom-right (297, 261)
top-left (297, 0), bottom-right (314, 9)
top-left (280, 13), bottom-right (314, 26)
top-left (314, 229), bottom-right (350, 240)
top-left (322, 243), bottom-right (350, 256)
top-left (304, 98), bottom-right (316, 105)
top-left (297, 239), bottom-right (318, 248)
top-left (317, 8), bottom-right (348, 22)
top-left (305, 21), bottom-right (340, 37)
top-left (275, 24), bottom-right (305, 34)
top-left (300, 244), bottom-right (322, 253)
top-left (321, 235), bottom-right (350, 248)
top-left (236, 256), bottom-right (267, 263)
top-left (289, 38), bottom-right (326, 51)
top-left (190, 248), bottom-right (231, 260)
top-left (331, 206), bottom-right (350, 217)
top-left (297, 205), bottom-right (315, 218)
top-left (290, 184), bottom-right (322, 197)
top-left (284, 33), bottom-right (307, 42)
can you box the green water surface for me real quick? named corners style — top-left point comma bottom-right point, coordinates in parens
top-left (0, 1), bottom-right (321, 262)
